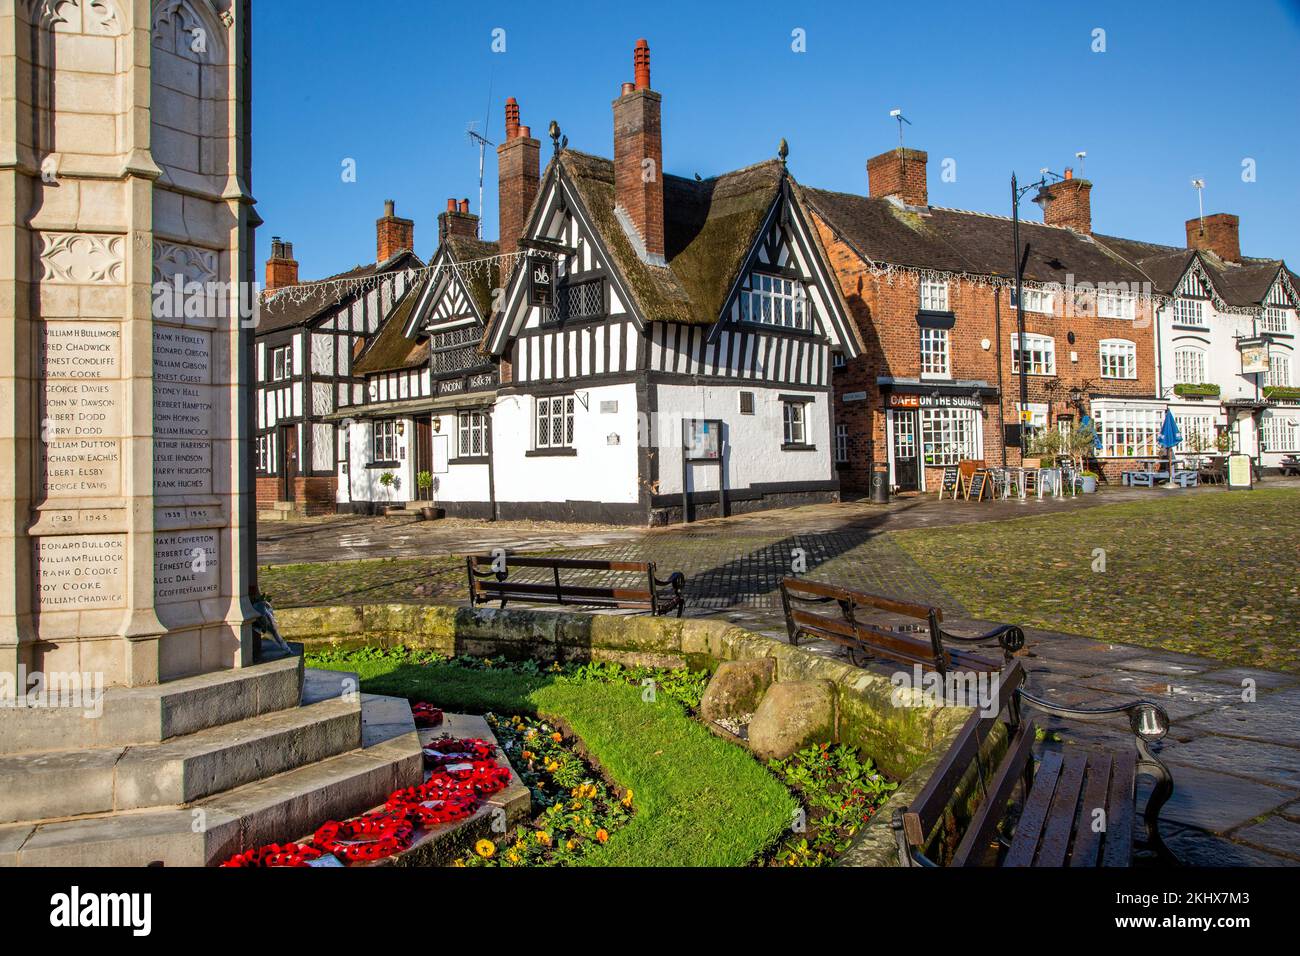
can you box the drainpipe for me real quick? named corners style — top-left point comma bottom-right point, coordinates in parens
top-left (994, 289), bottom-right (1006, 466)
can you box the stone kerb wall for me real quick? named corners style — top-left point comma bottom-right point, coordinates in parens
top-left (275, 604), bottom-right (972, 783)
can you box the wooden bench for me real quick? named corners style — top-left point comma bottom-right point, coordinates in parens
top-left (466, 555), bottom-right (685, 616)
top-left (779, 578), bottom-right (1024, 673)
top-left (893, 658), bottom-right (1175, 867)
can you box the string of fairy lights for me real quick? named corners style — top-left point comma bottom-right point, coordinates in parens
top-left (260, 248), bottom-right (555, 311)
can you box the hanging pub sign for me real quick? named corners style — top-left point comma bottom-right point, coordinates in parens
top-left (1239, 337), bottom-right (1270, 375)
top-left (527, 255), bottom-right (553, 309)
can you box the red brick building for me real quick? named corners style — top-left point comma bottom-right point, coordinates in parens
top-left (802, 148), bottom-right (1159, 492)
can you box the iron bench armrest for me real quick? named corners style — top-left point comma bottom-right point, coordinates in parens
top-left (937, 623), bottom-right (1025, 662)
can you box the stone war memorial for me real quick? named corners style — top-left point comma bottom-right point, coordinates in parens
top-left (0, 0), bottom-right (422, 866)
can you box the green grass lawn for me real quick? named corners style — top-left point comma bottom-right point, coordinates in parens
top-left (892, 488), bottom-right (1300, 672)
top-left (309, 653), bottom-right (797, 866)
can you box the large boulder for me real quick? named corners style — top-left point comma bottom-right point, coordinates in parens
top-left (747, 680), bottom-right (837, 761)
top-left (700, 658), bottom-right (776, 722)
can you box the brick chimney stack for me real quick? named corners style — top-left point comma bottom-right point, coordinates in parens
top-left (1038, 168), bottom-right (1093, 235)
top-left (376, 199), bottom-right (415, 263)
top-left (866, 147), bottom-right (928, 207)
top-left (265, 236), bottom-right (298, 291)
top-left (497, 96), bottom-right (540, 273)
top-left (439, 197), bottom-right (480, 242)
top-left (1186, 212), bottom-right (1240, 263)
top-left (613, 38), bottom-right (665, 262)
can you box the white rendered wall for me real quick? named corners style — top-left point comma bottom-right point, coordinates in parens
top-left (653, 383), bottom-right (832, 496)
top-left (492, 383), bottom-right (640, 504)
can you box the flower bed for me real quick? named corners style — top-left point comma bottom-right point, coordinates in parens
top-left (307, 647), bottom-right (900, 867)
top-left (459, 713), bottom-right (632, 866)
top-left (767, 743), bottom-right (897, 866)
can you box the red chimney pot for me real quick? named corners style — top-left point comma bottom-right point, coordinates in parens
top-left (633, 38), bottom-right (651, 90)
top-left (505, 97), bottom-right (520, 140)
top-left (446, 198), bottom-right (457, 212)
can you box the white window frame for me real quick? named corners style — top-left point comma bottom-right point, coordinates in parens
top-left (457, 410), bottom-right (488, 458)
top-left (920, 327), bottom-right (950, 379)
top-left (1097, 288), bottom-right (1137, 320)
top-left (1015, 288), bottom-right (1054, 315)
top-left (1099, 339), bottom-right (1137, 380)
top-left (1261, 306), bottom-right (1290, 335)
top-left (535, 394), bottom-right (575, 450)
top-left (1175, 298), bottom-right (1207, 328)
top-left (1262, 414), bottom-right (1300, 452)
top-left (1268, 352), bottom-right (1292, 389)
top-left (920, 278), bottom-right (949, 312)
top-left (256, 434), bottom-right (273, 474)
top-left (782, 400), bottom-right (808, 447)
top-left (920, 407), bottom-right (980, 466)
top-left (373, 419), bottom-right (399, 463)
top-left (740, 272), bottom-right (808, 330)
top-left (1094, 405), bottom-right (1163, 458)
top-left (271, 344), bottom-right (292, 382)
top-left (1173, 346), bottom-right (1207, 385)
top-left (1010, 333), bottom-right (1056, 376)
top-left (1174, 413), bottom-right (1216, 451)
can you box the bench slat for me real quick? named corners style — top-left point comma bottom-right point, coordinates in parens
top-left (474, 581), bottom-right (655, 604)
top-left (1003, 750), bottom-right (1064, 867)
top-left (1068, 752), bottom-right (1113, 867)
top-left (789, 609), bottom-right (1001, 673)
top-left (783, 578), bottom-right (937, 622)
top-left (1102, 751), bottom-right (1137, 868)
top-left (951, 718), bottom-right (1039, 867)
top-left (470, 556), bottom-right (654, 573)
top-left (1035, 750), bottom-right (1090, 867)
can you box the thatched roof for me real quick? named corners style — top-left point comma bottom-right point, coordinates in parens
top-left (351, 237), bottom-right (499, 376)
top-left (558, 149), bottom-right (785, 325)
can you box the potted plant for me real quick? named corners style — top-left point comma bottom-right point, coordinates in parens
top-left (415, 470), bottom-right (444, 520)
top-left (1080, 471), bottom-right (1099, 493)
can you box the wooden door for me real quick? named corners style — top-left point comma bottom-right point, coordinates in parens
top-left (414, 418), bottom-right (433, 500)
top-left (278, 424), bottom-right (297, 501)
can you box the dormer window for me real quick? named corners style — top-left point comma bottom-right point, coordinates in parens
top-left (920, 278), bottom-right (949, 312)
top-left (1175, 298), bottom-right (1207, 328)
top-left (1262, 307), bottom-right (1291, 335)
top-left (740, 273), bottom-right (808, 330)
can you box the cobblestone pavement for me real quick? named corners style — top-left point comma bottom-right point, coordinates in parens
top-left (257, 481), bottom-right (1300, 866)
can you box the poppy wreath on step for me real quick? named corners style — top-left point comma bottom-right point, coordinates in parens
top-left (422, 736), bottom-right (497, 766)
top-left (220, 842), bottom-right (323, 868)
top-left (313, 811), bottom-right (415, 863)
top-left (396, 793), bottom-right (479, 828)
top-left (411, 702), bottom-right (444, 727)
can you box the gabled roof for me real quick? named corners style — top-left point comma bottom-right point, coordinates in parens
top-left (1092, 233), bottom-right (1291, 309)
top-left (351, 236), bottom-right (500, 377)
top-left (257, 249), bottom-right (424, 334)
top-left (803, 188), bottom-right (1151, 288)
top-left (556, 149), bottom-right (787, 326)
top-left (438, 234), bottom-right (500, 320)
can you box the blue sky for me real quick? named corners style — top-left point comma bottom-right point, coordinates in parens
top-left (253, 0), bottom-right (1300, 279)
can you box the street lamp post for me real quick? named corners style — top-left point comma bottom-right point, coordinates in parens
top-left (1010, 171), bottom-right (1062, 460)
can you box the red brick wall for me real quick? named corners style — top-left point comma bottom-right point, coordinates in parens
top-left (815, 214), bottom-right (1158, 492)
top-left (376, 202), bottom-right (415, 262)
top-left (293, 477), bottom-right (338, 516)
top-left (497, 130), bottom-right (540, 264)
top-left (613, 88), bottom-right (665, 258)
top-left (1041, 177), bottom-right (1093, 234)
top-left (256, 475), bottom-right (337, 516)
top-left (1185, 213), bottom-right (1240, 263)
top-left (866, 148), bottom-right (928, 206)
top-left (255, 476), bottom-right (280, 509)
